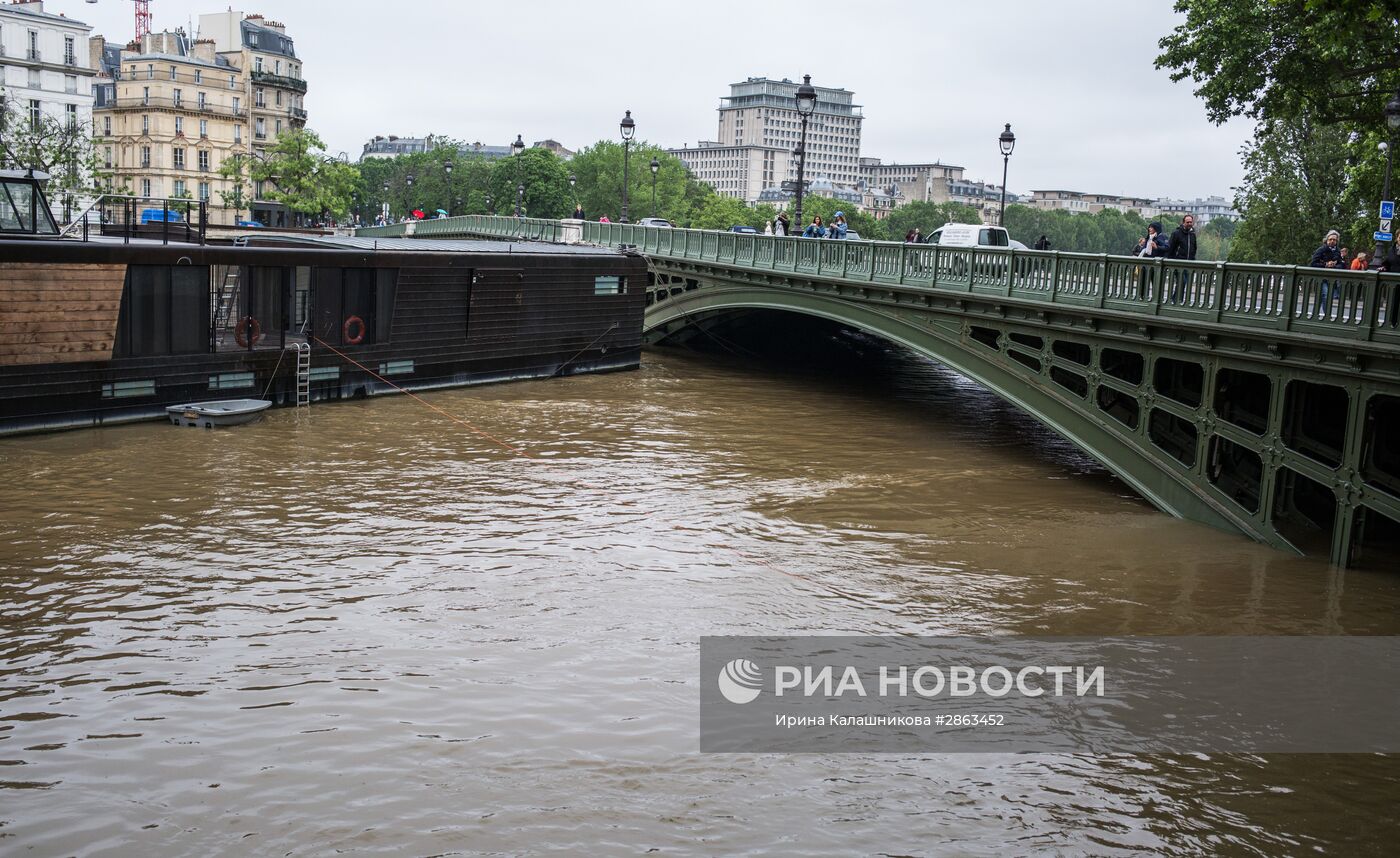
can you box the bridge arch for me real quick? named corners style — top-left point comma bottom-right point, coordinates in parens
top-left (645, 281), bottom-right (1280, 550)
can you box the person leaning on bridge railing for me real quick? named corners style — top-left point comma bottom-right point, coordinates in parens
top-left (1309, 229), bottom-right (1344, 316)
top-left (1165, 215), bottom-right (1198, 304)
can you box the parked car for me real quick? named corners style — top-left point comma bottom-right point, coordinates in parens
top-left (844, 231), bottom-right (861, 241)
top-left (729, 225), bottom-right (759, 234)
top-left (637, 217), bottom-right (674, 228)
top-left (924, 223), bottom-right (1011, 247)
top-left (139, 208), bottom-right (185, 224)
top-left (236, 219), bottom-right (264, 228)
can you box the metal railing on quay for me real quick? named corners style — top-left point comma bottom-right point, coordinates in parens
top-left (348, 216), bottom-right (1400, 343)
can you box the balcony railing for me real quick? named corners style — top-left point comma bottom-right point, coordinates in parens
top-left (27, 48), bottom-right (41, 61)
top-left (64, 54), bottom-right (77, 66)
top-left (109, 96), bottom-right (246, 119)
top-left (250, 70), bottom-right (308, 93)
top-left (289, 107), bottom-right (307, 120)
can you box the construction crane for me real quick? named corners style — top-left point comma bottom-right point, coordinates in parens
top-left (84, 0), bottom-right (153, 43)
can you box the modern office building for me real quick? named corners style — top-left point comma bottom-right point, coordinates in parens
top-left (673, 76), bottom-right (864, 202)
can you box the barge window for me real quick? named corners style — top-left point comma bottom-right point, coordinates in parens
top-left (116, 265), bottom-right (211, 356)
top-left (594, 275), bottom-right (626, 295)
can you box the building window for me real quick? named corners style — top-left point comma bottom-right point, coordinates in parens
top-left (173, 148), bottom-right (185, 169)
top-left (173, 180), bottom-right (186, 197)
top-left (174, 116), bottom-right (183, 135)
top-left (27, 29), bottom-right (38, 61)
top-left (140, 146), bottom-right (151, 167)
top-left (103, 115), bottom-right (112, 135)
top-left (275, 119), bottom-right (282, 135)
top-left (141, 115), bottom-right (149, 134)
top-left (255, 57), bottom-right (263, 73)
top-left (65, 75), bottom-right (77, 94)
top-left (198, 92), bottom-right (206, 110)
top-left (65, 104), bottom-right (76, 129)
top-left (28, 99), bottom-right (41, 129)
top-left (141, 178), bottom-right (151, 197)
top-left (194, 70), bottom-right (202, 84)
top-left (28, 68), bottom-right (40, 89)
top-left (199, 119), bottom-right (208, 137)
top-left (169, 66), bottom-right (177, 81)
top-left (173, 88), bottom-right (182, 107)
top-left (232, 96), bottom-right (241, 113)
top-left (254, 180), bottom-right (265, 199)
top-left (255, 88), bottom-right (265, 108)
top-left (64, 35), bottom-right (75, 65)
top-left (142, 86), bottom-right (150, 105)
top-left (234, 125), bottom-right (243, 143)
top-left (198, 182), bottom-right (210, 201)
top-left (104, 146), bottom-right (113, 168)
top-left (229, 75), bottom-right (236, 90)
top-left (255, 118), bottom-right (266, 139)
top-left (198, 150), bottom-right (209, 172)
top-left (275, 90), bottom-right (282, 106)
top-left (147, 64), bottom-right (154, 80)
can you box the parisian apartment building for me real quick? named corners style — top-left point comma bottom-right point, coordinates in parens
top-left (0, 1), bottom-right (96, 154)
top-left (91, 10), bottom-right (307, 227)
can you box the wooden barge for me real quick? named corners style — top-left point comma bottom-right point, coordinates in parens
top-left (0, 175), bottom-right (647, 436)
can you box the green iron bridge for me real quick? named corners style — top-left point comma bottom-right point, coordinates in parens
top-left (357, 216), bottom-right (1400, 569)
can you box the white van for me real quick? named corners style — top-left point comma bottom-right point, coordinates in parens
top-left (925, 223), bottom-right (1011, 248)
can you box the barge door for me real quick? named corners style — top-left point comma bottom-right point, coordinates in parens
top-left (467, 268), bottom-right (525, 349)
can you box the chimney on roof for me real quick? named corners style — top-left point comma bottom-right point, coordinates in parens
top-left (262, 20), bottom-right (286, 32)
top-left (88, 35), bottom-right (106, 73)
top-left (191, 38), bottom-right (215, 63)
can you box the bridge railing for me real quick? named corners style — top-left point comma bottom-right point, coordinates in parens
top-left (354, 215), bottom-right (1400, 344)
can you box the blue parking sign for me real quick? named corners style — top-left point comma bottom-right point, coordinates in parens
top-left (1381, 201), bottom-right (1395, 220)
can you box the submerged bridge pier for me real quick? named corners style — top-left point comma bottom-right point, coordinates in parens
top-left (356, 216), bottom-right (1400, 570)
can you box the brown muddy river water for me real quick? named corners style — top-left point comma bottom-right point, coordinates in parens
top-left (2, 329), bottom-right (1398, 856)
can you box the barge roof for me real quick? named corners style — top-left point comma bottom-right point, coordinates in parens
top-left (240, 234), bottom-right (630, 256)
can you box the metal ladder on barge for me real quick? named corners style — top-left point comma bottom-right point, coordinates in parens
top-left (292, 342), bottom-right (311, 408)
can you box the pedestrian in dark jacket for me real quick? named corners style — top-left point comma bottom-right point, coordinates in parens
top-left (1310, 229), bottom-right (1344, 316)
top-left (1033, 235), bottom-right (1051, 251)
top-left (572, 204), bottom-right (585, 220)
top-left (1383, 240), bottom-right (1400, 327)
top-left (1165, 215), bottom-right (1198, 303)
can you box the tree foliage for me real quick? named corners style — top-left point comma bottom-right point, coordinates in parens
top-left (884, 201), bottom-right (984, 240)
top-left (568, 141), bottom-right (694, 223)
top-left (1228, 112), bottom-right (1354, 264)
top-left (0, 100), bottom-right (100, 219)
top-left (253, 128), bottom-right (359, 219)
top-left (1156, 0), bottom-right (1400, 128)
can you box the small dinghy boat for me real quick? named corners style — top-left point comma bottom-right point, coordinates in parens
top-left (166, 399), bottom-right (272, 428)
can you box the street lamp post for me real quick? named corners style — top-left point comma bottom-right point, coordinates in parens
top-left (517, 183), bottom-right (525, 218)
top-left (1373, 93), bottom-right (1400, 268)
top-left (444, 159), bottom-right (453, 215)
top-left (792, 75), bottom-right (817, 229)
top-left (512, 134), bottom-right (525, 217)
top-left (569, 173), bottom-right (577, 213)
top-left (619, 110), bottom-right (635, 223)
top-left (649, 157), bottom-right (660, 218)
top-left (486, 194), bottom-right (493, 215)
top-left (998, 123), bottom-right (1016, 226)
top-left (382, 180), bottom-right (389, 223)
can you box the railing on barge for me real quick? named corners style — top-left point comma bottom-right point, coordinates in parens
top-left (355, 215), bottom-right (1400, 346)
top-left (60, 194), bottom-right (210, 245)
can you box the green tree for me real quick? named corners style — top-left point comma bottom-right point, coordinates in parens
top-left (1228, 112), bottom-right (1352, 264)
top-left (252, 128), bottom-right (359, 220)
top-left (217, 153), bottom-right (252, 220)
top-left (487, 146), bottom-right (571, 219)
top-left (886, 201), bottom-right (983, 240)
top-left (569, 141), bottom-right (693, 223)
top-left (0, 99), bottom-right (101, 221)
top-left (1157, 0), bottom-right (1400, 129)
top-left (690, 194), bottom-right (752, 231)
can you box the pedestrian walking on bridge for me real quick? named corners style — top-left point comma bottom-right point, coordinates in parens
top-left (1310, 229), bottom-right (1343, 317)
top-left (1166, 215), bottom-right (1198, 303)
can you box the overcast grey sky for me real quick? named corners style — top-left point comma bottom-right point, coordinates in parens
top-left (66, 0), bottom-right (1252, 200)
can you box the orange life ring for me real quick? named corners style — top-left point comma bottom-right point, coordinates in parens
top-left (342, 315), bottom-right (367, 345)
top-left (234, 316), bottom-right (261, 348)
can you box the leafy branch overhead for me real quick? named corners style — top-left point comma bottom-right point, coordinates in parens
top-left (1156, 0), bottom-right (1400, 127)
